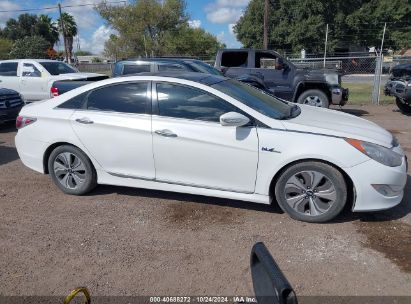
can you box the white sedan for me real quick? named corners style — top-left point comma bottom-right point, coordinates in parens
top-left (15, 73), bottom-right (408, 222)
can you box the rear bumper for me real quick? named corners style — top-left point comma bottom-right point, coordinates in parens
top-left (0, 106), bottom-right (22, 124)
top-left (347, 157), bottom-right (408, 212)
top-left (15, 132), bottom-right (48, 174)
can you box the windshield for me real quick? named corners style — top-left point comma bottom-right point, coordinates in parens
top-left (212, 79), bottom-right (298, 120)
top-left (188, 60), bottom-right (223, 76)
top-left (39, 61), bottom-right (78, 75)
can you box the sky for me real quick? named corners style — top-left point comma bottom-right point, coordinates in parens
top-left (0, 0), bottom-right (251, 54)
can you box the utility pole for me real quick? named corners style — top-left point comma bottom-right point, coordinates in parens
top-left (372, 22), bottom-right (387, 105)
top-left (58, 3), bottom-right (68, 63)
top-left (263, 0), bottom-right (269, 50)
top-left (323, 24), bottom-right (329, 68)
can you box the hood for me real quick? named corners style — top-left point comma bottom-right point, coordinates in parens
top-left (0, 87), bottom-right (19, 96)
top-left (281, 105), bottom-right (393, 148)
top-left (49, 72), bottom-right (107, 81)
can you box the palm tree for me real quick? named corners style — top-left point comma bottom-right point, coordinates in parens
top-left (57, 12), bottom-right (78, 63)
top-left (38, 14), bottom-right (59, 47)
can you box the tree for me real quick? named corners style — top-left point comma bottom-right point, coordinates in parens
top-left (37, 15), bottom-right (59, 47)
top-left (9, 36), bottom-right (50, 59)
top-left (0, 38), bottom-right (13, 59)
top-left (98, 0), bottom-right (222, 59)
top-left (57, 12), bottom-right (78, 62)
top-left (234, 0), bottom-right (411, 54)
top-left (0, 13), bottom-right (59, 47)
top-left (163, 24), bottom-right (225, 58)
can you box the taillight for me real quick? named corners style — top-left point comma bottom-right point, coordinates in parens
top-left (16, 116), bottom-right (37, 129)
top-left (50, 87), bottom-right (59, 97)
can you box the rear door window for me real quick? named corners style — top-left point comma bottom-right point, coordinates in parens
top-left (122, 64), bottom-right (151, 75)
top-left (157, 63), bottom-right (186, 72)
top-left (86, 82), bottom-right (149, 114)
top-left (0, 62), bottom-right (18, 76)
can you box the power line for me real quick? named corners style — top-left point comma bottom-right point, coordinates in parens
top-left (0, 1), bottom-right (127, 13)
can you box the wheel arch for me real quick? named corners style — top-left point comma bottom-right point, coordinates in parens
top-left (293, 82), bottom-right (331, 103)
top-left (268, 158), bottom-right (356, 211)
top-left (43, 142), bottom-right (95, 174)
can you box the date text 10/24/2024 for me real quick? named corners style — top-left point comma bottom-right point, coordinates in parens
top-left (149, 296), bottom-right (257, 303)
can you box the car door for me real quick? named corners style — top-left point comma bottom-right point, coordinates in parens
top-left (70, 81), bottom-right (155, 180)
top-left (151, 81), bottom-right (259, 193)
top-left (20, 62), bottom-right (49, 101)
top-left (0, 61), bottom-right (20, 92)
top-left (252, 51), bottom-right (294, 100)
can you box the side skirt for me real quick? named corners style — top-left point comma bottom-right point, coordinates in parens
top-left (97, 169), bottom-right (270, 205)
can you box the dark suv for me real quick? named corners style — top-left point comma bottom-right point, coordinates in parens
top-left (112, 58), bottom-right (223, 77)
top-left (0, 88), bottom-right (24, 124)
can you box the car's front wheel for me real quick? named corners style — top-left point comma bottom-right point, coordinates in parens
top-left (48, 145), bottom-right (97, 195)
top-left (396, 98), bottom-right (411, 114)
top-left (274, 161), bottom-right (347, 223)
top-left (297, 89), bottom-right (329, 108)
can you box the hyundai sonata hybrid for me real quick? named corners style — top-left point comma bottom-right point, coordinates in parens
top-left (15, 73), bottom-right (408, 222)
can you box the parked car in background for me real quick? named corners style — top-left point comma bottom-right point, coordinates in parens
top-left (0, 59), bottom-right (108, 102)
top-left (50, 58), bottom-right (269, 98)
top-left (215, 49), bottom-right (349, 108)
top-left (384, 63), bottom-right (411, 114)
top-left (15, 72), bottom-right (407, 223)
top-left (0, 88), bottom-right (24, 124)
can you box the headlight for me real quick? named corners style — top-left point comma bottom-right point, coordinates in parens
top-left (345, 138), bottom-right (403, 167)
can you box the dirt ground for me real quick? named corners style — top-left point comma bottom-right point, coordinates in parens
top-left (0, 104), bottom-right (410, 299)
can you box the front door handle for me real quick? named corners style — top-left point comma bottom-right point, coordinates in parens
top-left (155, 129), bottom-right (177, 138)
top-left (75, 118), bottom-right (94, 124)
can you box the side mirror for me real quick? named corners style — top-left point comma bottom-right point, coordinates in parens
top-left (220, 112), bottom-right (250, 127)
top-left (250, 242), bottom-right (298, 304)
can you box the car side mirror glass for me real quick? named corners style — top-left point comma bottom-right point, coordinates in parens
top-left (220, 112), bottom-right (250, 127)
top-left (250, 242), bottom-right (298, 304)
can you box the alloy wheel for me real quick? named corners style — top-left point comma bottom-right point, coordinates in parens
top-left (53, 152), bottom-right (86, 190)
top-left (303, 96), bottom-right (323, 107)
top-left (284, 170), bottom-right (337, 216)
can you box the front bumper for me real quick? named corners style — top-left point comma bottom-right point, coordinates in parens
top-left (330, 86), bottom-right (349, 106)
top-left (346, 156), bottom-right (408, 212)
top-left (384, 80), bottom-right (411, 104)
top-left (0, 105), bottom-right (22, 124)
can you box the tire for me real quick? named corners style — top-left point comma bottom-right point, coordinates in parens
top-left (48, 145), bottom-right (97, 195)
top-left (274, 161), bottom-right (347, 223)
top-left (297, 89), bottom-right (330, 108)
top-left (396, 98), bottom-right (411, 114)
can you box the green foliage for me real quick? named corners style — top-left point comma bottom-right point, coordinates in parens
top-left (57, 12), bottom-right (78, 62)
top-left (97, 0), bottom-right (222, 59)
top-left (91, 57), bottom-right (103, 63)
top-left (9, 35), bottom-right (50, 59)
top-left (0, 38), bottom-right (13, 59)
top-left (234, 0), bottom-right (411, 54)
top-left (1, 13), bottom-right (59, 47)
top-left (75, 51), bottom-right (92, 56)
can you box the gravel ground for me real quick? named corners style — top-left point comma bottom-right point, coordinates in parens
top-left (0, 104), bottom-right (410, 298)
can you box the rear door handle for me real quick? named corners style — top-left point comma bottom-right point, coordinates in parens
top-left (75, 118), bottom-right (94, 124)
top-left (155, 129), bottom-right (177, 138)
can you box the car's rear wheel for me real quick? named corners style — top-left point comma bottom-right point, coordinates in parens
top-left (297, 89), bottom-right (329, 108)
top-left (274, 161), bottom-right (347, 223)
top-left (48, 145), bottom-right (97, 195)
top-left (396, 98), bottom-right (411, 114)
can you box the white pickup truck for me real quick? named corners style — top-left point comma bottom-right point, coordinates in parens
top-left (0, 59), bottom-right (108, 102)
